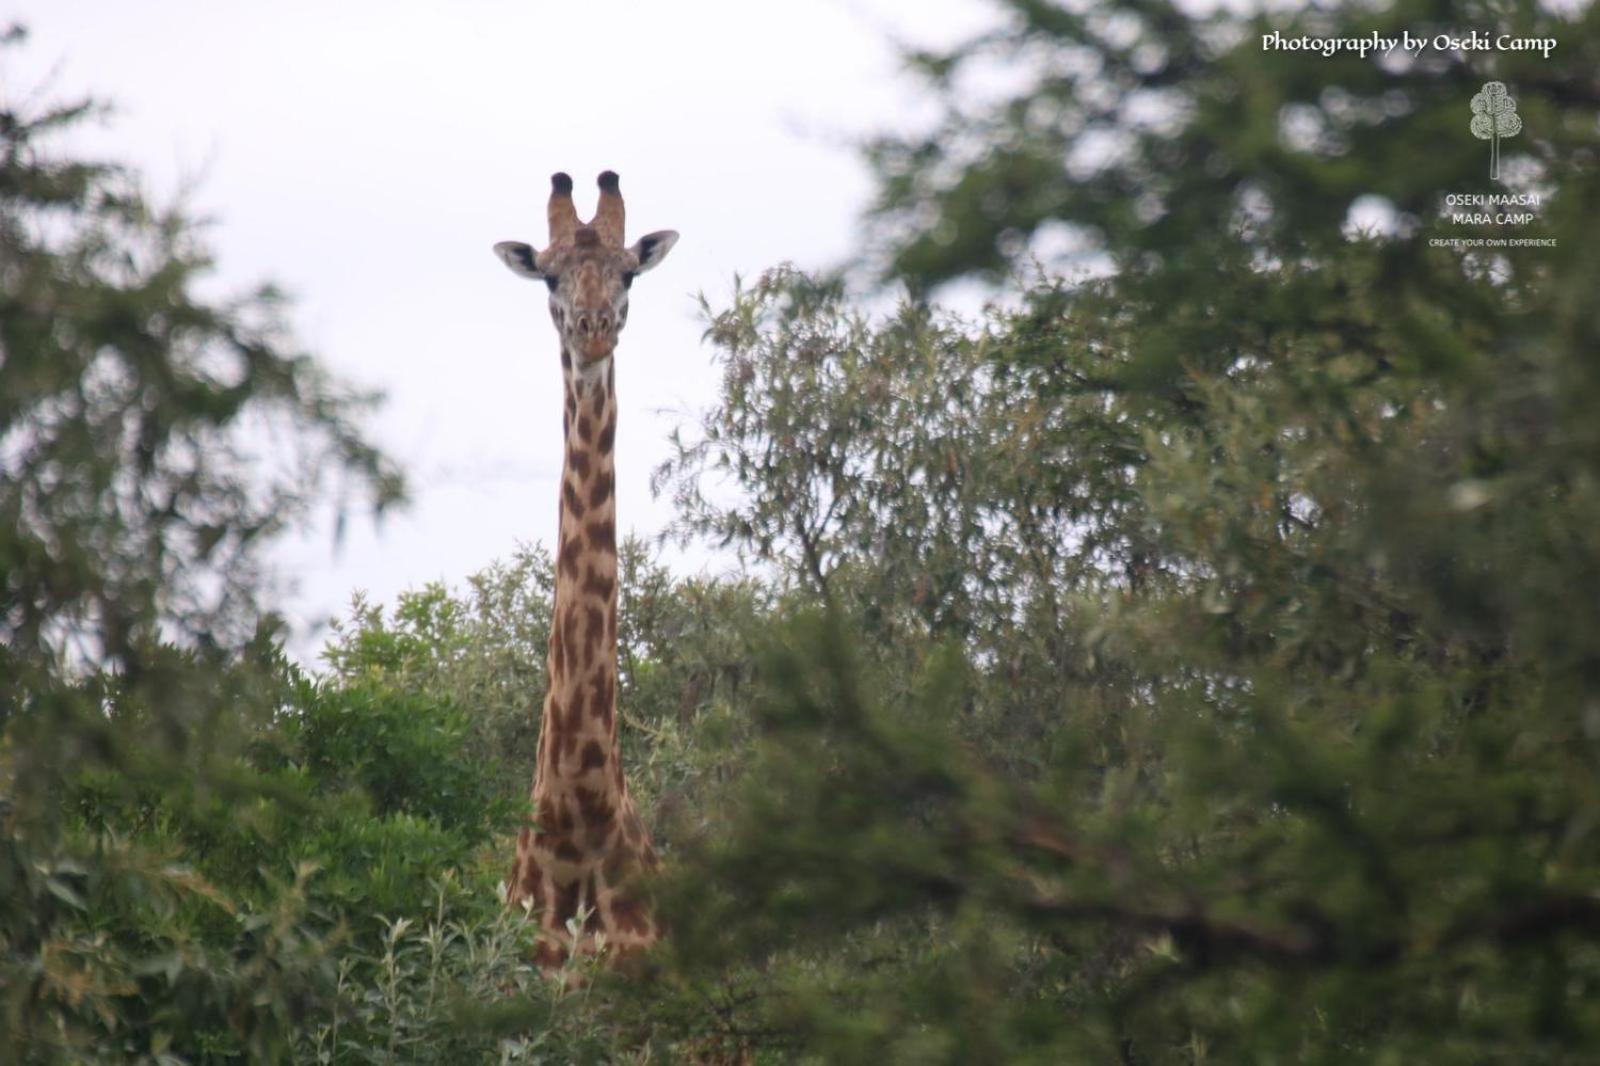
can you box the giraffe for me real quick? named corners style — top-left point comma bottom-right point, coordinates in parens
top-left (492, 170), bottom-right (678, 968)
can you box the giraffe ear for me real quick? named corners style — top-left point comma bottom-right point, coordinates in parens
top-left (493, 241), bottom-right (544, 279)
top-left (629, 230), bottom-right (679, 275)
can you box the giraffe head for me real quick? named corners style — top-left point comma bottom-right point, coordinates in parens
top-left (494, 171), bottom-right (679, 364)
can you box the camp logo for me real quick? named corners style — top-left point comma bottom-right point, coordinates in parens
top-left (1469, 82), bottom-right (1522, 182)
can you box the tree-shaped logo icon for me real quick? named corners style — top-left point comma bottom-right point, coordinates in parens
top-left (1470, 81), bottom-right (1521, 182)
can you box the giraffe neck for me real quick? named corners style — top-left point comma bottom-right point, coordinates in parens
top-left (510, 342), bottom-right (657, 968)
top-left (539, 346), bottom-right (620, 792)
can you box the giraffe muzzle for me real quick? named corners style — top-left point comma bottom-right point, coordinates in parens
top-left (575, 310), bottom-right (615, 336)
top-left (573, 311), bottom-right (618, 360)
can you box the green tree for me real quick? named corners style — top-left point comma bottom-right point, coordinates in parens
top-left (650, 0), bottom-right (1600, 1060)
top-left (321, 546), bottom-right (556, 801)
top-left (656, 271), bottom-right (1140, 771)
top-left (0, 27), bottom-right (403, 1059)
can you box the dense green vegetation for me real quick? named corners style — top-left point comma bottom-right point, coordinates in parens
top-left (5, 0), bottom-right (1600, 1060)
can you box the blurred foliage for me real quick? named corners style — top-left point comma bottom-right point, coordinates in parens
top-left (0, 23), bottom-right (409, 1060)
top-left (644, 0), bottom-right (1600, 1061)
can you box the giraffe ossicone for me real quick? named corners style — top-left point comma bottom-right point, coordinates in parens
top-left (492, 171), bottom-right (678, 969)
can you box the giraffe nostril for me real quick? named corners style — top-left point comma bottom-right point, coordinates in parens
top-left (575, 313), bottom-right (592, 335)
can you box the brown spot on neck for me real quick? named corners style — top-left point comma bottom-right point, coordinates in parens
top-left (589, 471), bottom-right (613, 509)
top-left (584, 520), bottom-right (616, 554)
top-left (583, 568), bottom-right (615, 601)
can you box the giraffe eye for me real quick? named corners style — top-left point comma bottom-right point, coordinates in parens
top-left (621, 272), bottom-right (635, 290)
top-left (544, 275), bottom-right (560, 293)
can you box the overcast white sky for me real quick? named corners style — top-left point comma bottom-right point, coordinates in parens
top-left (7, 0), bottom-right (992, 661)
